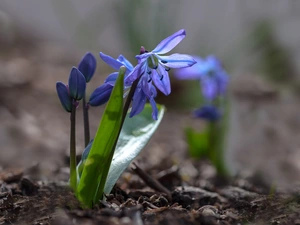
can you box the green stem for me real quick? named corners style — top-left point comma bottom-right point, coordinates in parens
top-left (121, 77), bottom-right (140, 124)
top-left (208, 121), bottom-right (217, 165)
top-left (82, 93), bottom-right (90, 147)
top-left (208, 120), bottom-right (228, 177)
top-left (70, 100), bottom-right (77, 191)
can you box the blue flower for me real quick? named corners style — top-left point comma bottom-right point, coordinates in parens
top-left (90, 52), bottom-right (159, 119)
top-left (78, 52), bottom-right (97, 82)
top-left (193, 105), bottom-right (221, 121)
top-left (68, 67), bottom-right (87, 101)
top-left (88, 53), bottom-right (133, 107)
top-left (125, 29), bottom-right (196, 96)
top-left (56, 82), bottom-right (72, 112)
top-left (130, 74), bottom-right (158, 120)
top-left (175, 55), bottom-right (228, 101)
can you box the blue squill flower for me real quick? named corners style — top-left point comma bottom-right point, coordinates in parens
top-left (88, 53), bottom-right (133, 107)
top-left (125, 29), bottom-right (196, 96)
top-left (56, 82), bottom-right (72, 112)
top-left (175, 55), bottom-right (228, 101)
top-left (68, 67), bottom-right (86, 101)
top-left (90, 52), bottom-right (159, 119)
top-left (130, 74), bottom-right (158, 120)
top-left (193, 105), bottom-right (221, 121)
top-left (78, 52), bottom-right (97, 82)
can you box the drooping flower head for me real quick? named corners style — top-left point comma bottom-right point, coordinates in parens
top-left (175, 55), bottom-right (228, 101)
top-left (78, 52), bottom-right (97, 82)
top-left (125, 29), bottom-right (196, 96)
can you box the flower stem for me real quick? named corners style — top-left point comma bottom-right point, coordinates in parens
top-left (82, 93), bottom-right (90, 147)
top-left (70, 100), bottom-right (77, 191)
top-left (121, 77), bottom-right (140, 124)
top-left (208, 120), bottom-right (228, 177)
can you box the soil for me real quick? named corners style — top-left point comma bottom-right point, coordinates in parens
top-left (0, 160), bottom-right (300, 225)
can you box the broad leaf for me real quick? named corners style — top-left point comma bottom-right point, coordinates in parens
top-left (76, 67), bottom-right (125, 208)
top-left (104, 104), bottom-right (165, 194)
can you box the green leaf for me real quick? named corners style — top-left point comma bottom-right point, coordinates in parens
top-left (76, 67), bottom-right (125, 208)
top-left (103, 104), bottom-right (165, 194)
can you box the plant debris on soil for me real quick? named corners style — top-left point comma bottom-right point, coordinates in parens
top-left (0, 161), bottom-right (300, 225)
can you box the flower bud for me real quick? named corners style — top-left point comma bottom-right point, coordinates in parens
top-left (89, 83), bottom-right (113, 107)
top-left (78, 52), bottom-right (97, 82)
top-left (68, 67), bottom-right (86, 100)
top-left (56, 82), bottom-right (72, 112)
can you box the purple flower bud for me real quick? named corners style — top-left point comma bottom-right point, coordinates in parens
top-left (68, 67), bottom-right (86, 100)
top-left (89, 83), bottom-right (113, 107)
top-left (193, 105), bottom-right (221, 121)
top-left (56, 81), bottom-right (72, 112)
top-left (78, 52), bottom-right (97, 82)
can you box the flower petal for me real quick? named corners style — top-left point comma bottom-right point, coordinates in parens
top-left (150, 84), bottom-right (157, 98)
top-left (99, 52), bottom-right (124, 71)
top-left (89, 83), bottom-right (113, 106)
top-left (117, 55), bottom-right (134, 71)
top-left (149, 97), bottom-right (158, 120)
top-left (157, 53), bottom-right (196, 68)
top-left (130, 86), bottom-right (147, 118)
top-left (174, 56), bottom-right (204, 80)
top-left (140, 74), bottom-right (151, 97)
top-left (135, 52), bottom-right (153, 62)
top-left (56, 82), bottom-right (72, 112)
top-left (152, 66), bottom-right (171, 95)
top-left (124, 63), bottom-right (144, 86)
top-left (78, 52), bottom-right (97, 82)
top-left (104, 72), bottom-right (119, 85)
top-left (217, 71), bottom-right (229, 94)
top-left (68, 67), bottom-right (86, 100)
top-left (152, 29), bottom-right (186, 54)
top-left (201, 77), bottom-right (218, 100)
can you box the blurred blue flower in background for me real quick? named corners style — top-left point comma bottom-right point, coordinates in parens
top-left (175, 55), bottom-right (228, 101)
top-left (193, 105), bottom-right (221, 121)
